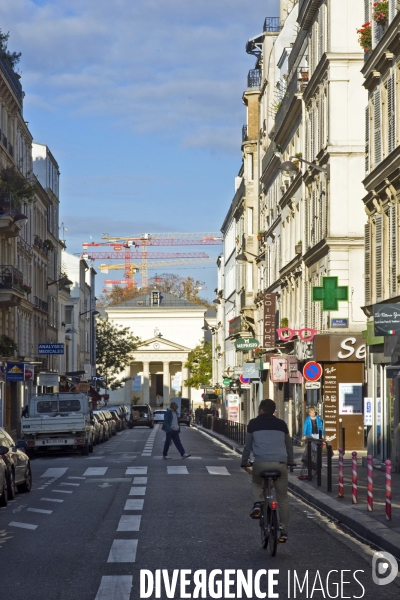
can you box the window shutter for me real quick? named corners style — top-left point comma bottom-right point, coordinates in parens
top-left (365, 222), bottom-right (371, 304)
top-left (389, 0), bottom-right (397, 22)
top-left (389, 204), bottom-right (398, 296)
top-left (311, 188), bottom-right (316, 245)
top-left (304, 278), bottom-right (309, 327)
top-left (374, 89), bottom-right (382, 166)
top-left (364, 0), bottom-right (370, 23)
top-left (318, 8), bottom-right (323, 61)
top-left (304, 193), bottom-right (309, 249)
top-left (365, 105), bottom-right (370, 174)
top-left (375, 214), bottom-right (383, 301)
top-left (319, 182), bottom-right (324, 241)
top-left (305, 118), bottom-right (309, 161)
top-left (310, 110), bottom-right (315, 160)
top-left (387, 73), bottom-right (396, 154)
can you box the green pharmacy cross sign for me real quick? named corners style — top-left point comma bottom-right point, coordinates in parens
top-left (312, 277), bottom-right (348, 311)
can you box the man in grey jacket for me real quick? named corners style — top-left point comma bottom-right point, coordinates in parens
top-left (241, 399), bottom-right (294, 542)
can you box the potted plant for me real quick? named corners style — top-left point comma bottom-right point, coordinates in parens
top-left (372, 1), bottom-right (388, 25)
top-left (0, 334), bottom-right (18, 357)
top-left (22, 284), bottom-right (32, 294)
top-left (280, 317), bottom-right (289, 328)
top-left (293, 152), bottom-right (302, 168)
top-left (295, 240), bottom-right (302, 254)
top-left (357, 22), bottom-right (372, 51)
top-left (44, 239), bottom-right (55, 251)
top-left (257, 230), bottom-right (265, 241)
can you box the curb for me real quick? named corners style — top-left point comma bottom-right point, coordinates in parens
top-left (288, 475), bottom-right (400, 560)
top-left (194, 425), bottom-right (243, 455)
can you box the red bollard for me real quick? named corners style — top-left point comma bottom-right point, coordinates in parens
top-left (367, 455), bottom-right (373, 512)
top-left (352, 451), bottom-right (358, 504)
top-left (338, 448), bottom-right (344, 498)
top-left (385, 460), bottom-right (392, 521)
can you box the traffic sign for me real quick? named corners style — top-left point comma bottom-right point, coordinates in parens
top-left (239, 374), bottom-right (250, 384)
top-left (303, 361), bottom-right (323, 382)
top-left (223, 378), bottom-right (231, 386)
top-left (305, 381), bottom-right (321, 390)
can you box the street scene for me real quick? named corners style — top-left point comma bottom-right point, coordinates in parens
top-left (1, 0), bottom-right (400, 598)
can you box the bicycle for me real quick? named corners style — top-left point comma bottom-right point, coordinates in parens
top-left (300, 437), bottom-right (322, 479)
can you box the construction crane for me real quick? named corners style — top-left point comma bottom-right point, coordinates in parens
top-left (100, 258), bottom-right (215, 288)
top-left (83, 232), bottom-right (222, 287)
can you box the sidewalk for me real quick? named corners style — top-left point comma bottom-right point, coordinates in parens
top-left (196, 424), bottom-right (400, 559)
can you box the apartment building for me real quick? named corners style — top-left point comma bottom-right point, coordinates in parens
top-left (361, 0), bottom-right (400, 467)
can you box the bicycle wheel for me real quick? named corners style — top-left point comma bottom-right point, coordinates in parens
top-left (268, 508), bottom-right (279, 556)
top-left (259, 503), bottom-right (269, 549)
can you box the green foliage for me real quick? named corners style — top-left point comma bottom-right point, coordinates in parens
top-left (0, 166), bottom-right (36, 208)
top-left (0, 30), bottom-right (21, 68)
top-left (96, 319), bottom-right (141, 390)
top-left (184, 341), bottom-right (212, 390)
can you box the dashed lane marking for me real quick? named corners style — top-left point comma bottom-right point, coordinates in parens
top-left (51, 489), bottom-right (73, 494)
top-left (40, 498), bottom-right (64, 503)
top-left (94, 576), bottom-right (133, 600)
top-left (83, 467), bottom-right (108, 476)
top-left (107, 539), bottom-right (138, 563)
top-left (125, 467), bottom-right (147, 475)
top-left (167, 466), bottom-right (189, 475)
top-left (132, 477), bottom-right (147, 484)
top-left (117, 515), bottom-right (141, 531)
top-left (206, 466), bottom-right (230, 475)
top-left (68, 476), bottom-right (86, 480)
top-left (40, 468), bottom-right (68, 478)
top-left (27, 508), bottom-right (53, 515)
top-left (124, 499), bottom-right (144, 510)
top-left (129, 487), bottom-right (146, 495)
top-left (8, 522), bottom-right (38, 530)
top-left (60, 482), bottom-right (80, 487)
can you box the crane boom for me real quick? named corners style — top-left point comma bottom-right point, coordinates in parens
top-left (82, 251), bottom-right (210, 260)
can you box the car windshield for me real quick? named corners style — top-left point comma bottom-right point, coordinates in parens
top-left (154, 411), bottom-right (165, 415)
top-left (36, 399), bottom-right (82, 414)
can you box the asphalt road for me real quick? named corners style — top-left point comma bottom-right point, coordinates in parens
top-left (0, 425), bottom-right (399, 600)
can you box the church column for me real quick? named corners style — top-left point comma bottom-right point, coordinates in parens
top-left (142, 361), bottom-right (150, 405)
top-left (163, 362), bottom-right (170, 405)
top-left (182, 362), bottom-right (189, 399)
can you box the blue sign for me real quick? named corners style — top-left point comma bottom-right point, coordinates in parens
top-left (38, 343), bottom-right (65, 355)
top-left (331, 318), bottom-right (348, 328)
top-left (6, 362), bottom-right (25, 381)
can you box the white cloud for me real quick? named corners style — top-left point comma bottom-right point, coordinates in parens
top-left (1, 0), bottom-right (278, 152)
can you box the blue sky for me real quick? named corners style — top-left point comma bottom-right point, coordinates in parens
top-left (1, 0), bottom-right (278, 298)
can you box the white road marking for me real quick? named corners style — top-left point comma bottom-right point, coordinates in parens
top-left (124, 499), bottom-right (144, 510)
top-left (167, 466), bottom-right (189, 474)
top-left (117, 515), bottom-right (141, 531)
top-left (27, 508), bottom-right (52, 515)
top-left (129, 487), bottom-right (146, 495)
top-left (132, 477), bottom-right (147, 484)
top-left (83, 467), bottom-right (108, 476)
top-left (68, 476), bottom-right (86, 480)
top-left (51, 490), bottom-right (73, 494)
top-left (86, 456), bottom-right (104, 459)
top-left (40, 498), bottom-right (64, 503)
top-left (107, 539), bottom-right (138, 563)
top-left (94, 576), bottom-right (133, 600)
top-left (9, 521), bottom-right (38, 530)
top-left (206, 466), bottom-right (230, 475)
top-left (125, 467), bottom-right (147, 475)
top-left (60, 482), bottom-right (80, 487)
top-left (40, 468), bottom-right (68, 478)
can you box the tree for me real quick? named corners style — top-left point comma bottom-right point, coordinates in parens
top-left (96, 319), bottom-right (141, 391)
top-left (183, 341), bottom-right (212, 389)
top-left (0, 30), bottom-right (21, 69)
top-left (0, 166), bottom-right (36, 209)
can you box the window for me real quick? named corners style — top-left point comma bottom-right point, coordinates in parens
top-left (247, 207), bottom-right (253, 236)
top-left (365, 105), bottom-right (370, 174)
top-left (373, 89), bottom-right (382, 167)
top-left (387, 73), bottom-right (396, 154)
top-left (247, 262), bottom-right (253, 291)
top-left (247, 153), bottom-right (253, 181)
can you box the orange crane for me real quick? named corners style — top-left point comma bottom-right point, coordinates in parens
top-left (83, 232), bottom-right (222, 287)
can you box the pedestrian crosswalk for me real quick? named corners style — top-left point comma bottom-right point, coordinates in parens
top-left (39, 465), bottom-right (240, 478)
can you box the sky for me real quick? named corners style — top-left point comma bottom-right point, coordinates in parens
top-left (1, 0), bottom-right (279, 299)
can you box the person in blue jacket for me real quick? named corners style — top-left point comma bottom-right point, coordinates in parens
top-left (303, 407), bottom-right (324, 439)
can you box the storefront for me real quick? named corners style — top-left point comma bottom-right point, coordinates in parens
top-left (314, 334), bottom-right (366, 451)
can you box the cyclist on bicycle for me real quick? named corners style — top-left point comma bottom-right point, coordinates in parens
top-left (241, 399), bottom-right (294, 543)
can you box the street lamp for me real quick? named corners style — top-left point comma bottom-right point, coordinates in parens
top-left (47, 276), bottom-right (73, 288)
top-left (280, 156), bottom-right (330, 180)
top-left (236, 251), bottom-right (258, 263)
top-left (79, 309), bottom-right (100, 317)
top-left (212, 298), bottom-right (235, 305)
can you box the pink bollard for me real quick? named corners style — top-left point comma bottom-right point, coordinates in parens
top-left (352, 451), bottom-right (358, 504)
top-left (338, 448), bottom-right (344, 498)
top-left (367, 455), bottom-right (373, 512)
top-left (385, 460), bottom-right (392, 521)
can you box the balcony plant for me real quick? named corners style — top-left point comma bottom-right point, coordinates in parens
top-left (257, 230), bottom-right (265, 241)
top-left (280, 317), bottom-right (289, 328)
top-left (0, 166), bottom-right (35, 209)
top-left (0, 334), bottom-right (18, 357)
top-left (44, 239), bottom-right (55, 251)
top-left (357, 22), bottom-right (372, 51)
top-left (0, 30), bottom-right (21, 69)
top-left (372, 1), bottom-right (389, 24)
top-left (22, 284), bottom-right (31, 294)
top-left (295, 240), bottom-right (302, 254)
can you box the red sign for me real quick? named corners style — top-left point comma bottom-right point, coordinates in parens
top-left (303, 361), bottom-right (323, 382)
top-left (239, 374), bottom-right (250, 384)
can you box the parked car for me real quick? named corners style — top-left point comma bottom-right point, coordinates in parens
top-left (0, 428), bottom-right (32, 500)
top-left (109, 409), bottom-right (123, 431)
top-left (93, 413), bottom-right (106, 443)
top-left (0, 448), bottom-right (8, 506)
top-left (153, 409), bottom-right (167, 424)
top-left (104, 410), bottom-right (117, 436)
top-left (91, 412), bottom-right (102, 444)
top-left (128, 404), bottom-right (154, 428)
top-left (93, 410), bottom-right (110, 441)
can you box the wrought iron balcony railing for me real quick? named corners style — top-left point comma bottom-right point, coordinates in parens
top-left (264, 17), bottom-right (281, 32)
top-left (0, 265), bottom-right (24, 292)
top-left (242, 125), bottom-right (248, 142)
top-left (247, 68), bottom-right (261, 89)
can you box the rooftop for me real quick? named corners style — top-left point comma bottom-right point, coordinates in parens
top-left (110, 291), bottom-right (206, 309)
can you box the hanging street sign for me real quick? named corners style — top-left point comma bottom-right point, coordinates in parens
top-left (303, 361), bottom-right (323, 382)
top-left (312, 277), bottom-right (348, 311)
top-left (305, 381), bottom-right (321, 390)
top-left (373, 303), bottom-right (400, 336)
top-left (234, 338), bottom-right (259, 351)
top-left (38, 343), bottom-right (65, 355)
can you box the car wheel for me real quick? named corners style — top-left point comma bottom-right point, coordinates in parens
top-left (80, 443), bottom-right (89, 456)
top-left (149, 422), bottom-right (154, 429)
top-left (17, 465), bottom-right (32, 494)
top-left (89, 437), bottom-right (94, 453)
top-left (0, 476), bottom-right (8, 507)
top-left (7, 469), bottom-right (16, 500)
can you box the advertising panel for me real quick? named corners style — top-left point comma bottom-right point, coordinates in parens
top-left (270, 357), bottom-right (288, 382)
top-left (263, 292), bottom-right (276, 348)
top-left (338, 383), bottom-right (362, 415)
top-left (373, 303), bottom-right (400, 336)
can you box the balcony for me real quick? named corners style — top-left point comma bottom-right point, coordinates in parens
top-left (298, 0), bottom-right (320, 30)
top-left (33, 296), bottom-right (49, 313)
top-left (247, 68), bottom-right (261, 89)
top-left (263, 17), bottom-right (281, 32)
top-left (242, 125), bottom-right (248, 143)
top-left (0, 55), bottom-right (23, 105)
top-left (0, 265), bottom-right (25, 306)
top-left (33, 235), bottom-right (49, 256)
top-left (0, 201), bottom-right (25, 237)
top-left (275, 68), bottom-right (306, 136)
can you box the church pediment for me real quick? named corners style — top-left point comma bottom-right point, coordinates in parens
top-left (137, 336), bottom-right (191, 352)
